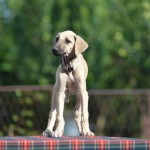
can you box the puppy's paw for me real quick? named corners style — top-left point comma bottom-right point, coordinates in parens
top-left (42, 129), bottom-right (53, 137)
top-left (81, 130), bottom-right (95, 136)
top-left (52, 130), bottom-right (63, 138)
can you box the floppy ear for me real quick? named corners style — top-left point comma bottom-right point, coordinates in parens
top-left (74, 35), bottom-right (88, 56)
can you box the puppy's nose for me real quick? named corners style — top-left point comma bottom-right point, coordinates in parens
top-left (52, 48), bottom-right (57, 53)
top-left (52, 48), bottom-right (61, 56)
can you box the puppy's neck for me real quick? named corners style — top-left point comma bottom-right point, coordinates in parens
top-left (61, 54), bottom-right (79, 73)
top-left (62, 55), bottom-right (73, 65)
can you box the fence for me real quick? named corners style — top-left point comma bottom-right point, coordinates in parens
top-left (0, 85), bottom-right (150, 138)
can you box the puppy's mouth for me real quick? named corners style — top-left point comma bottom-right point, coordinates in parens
top-left (52, 49), bottom-right (66, 56)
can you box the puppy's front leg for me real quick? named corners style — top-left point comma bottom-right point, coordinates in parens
top-left (76, 80), bottom-right (94, 136)
top-left (52, 72), bottom-right (68, 137)
top-left (52, 90), bottom-right (65, 137)
top-left (43, 84), bottom-right (57, 137)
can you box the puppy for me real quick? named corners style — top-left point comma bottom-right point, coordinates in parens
top-left (43, 30), bottom-right (94, 137)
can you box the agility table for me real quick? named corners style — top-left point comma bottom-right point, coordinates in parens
top-left (0, 136), bottom-right (150, 150)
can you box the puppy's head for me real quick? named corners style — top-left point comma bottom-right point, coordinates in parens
top-left (52, 30), bottom-right (88, 57)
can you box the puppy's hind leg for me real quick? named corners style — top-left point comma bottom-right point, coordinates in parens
top-left (43, 84), bottom-right (57, 137)
top-left (74, 95), bottom-right (82, 134)
top-left (80, 89), bottom-right (94, 136)
top-left (65, 89), bottom-right (70, 103)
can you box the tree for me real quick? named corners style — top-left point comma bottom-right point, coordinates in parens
top-left (0, 0), bottom-right (149, 88)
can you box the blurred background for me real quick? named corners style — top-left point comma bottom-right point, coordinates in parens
top-left (0, 0), bottom-right (150, 138)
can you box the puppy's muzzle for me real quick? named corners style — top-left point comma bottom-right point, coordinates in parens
top-left (52, 48), bottom-right (61, 56)
top-left (52, 49), bottom-right (66, 56)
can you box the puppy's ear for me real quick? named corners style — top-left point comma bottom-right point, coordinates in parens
top-left (53, 32), bottom-right (61, 45)
top-left (74, 35), bottom-right (88, 56)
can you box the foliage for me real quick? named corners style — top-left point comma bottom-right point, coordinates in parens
top-left (103, 97), bottom-right (141, 137)
top-left (0, 90), bottom-right (145, 137)
top-left (0, 0), bottom-right (150, 88)
top-left (0, 90), bottom-right (50, 136)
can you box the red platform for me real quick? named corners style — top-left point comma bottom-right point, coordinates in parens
top-left (0, 136), bottom-right (150, 150)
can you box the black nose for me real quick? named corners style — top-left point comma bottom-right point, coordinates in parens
top-left (52, 48), bottom-right (57, 53)
top-left (52, 48), bottom-right (61, 56)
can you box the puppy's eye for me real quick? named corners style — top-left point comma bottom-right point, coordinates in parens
top-left (65, 38), bottom-right (71, 44)
top-left (55, 37), bottom-right (59, 42)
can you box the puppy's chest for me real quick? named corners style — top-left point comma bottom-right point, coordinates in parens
top-left (66, 72), bottom-right (76, 90)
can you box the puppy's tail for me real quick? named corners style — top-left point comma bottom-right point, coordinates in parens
top-left (65, 89), bottom-right (70, 103)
